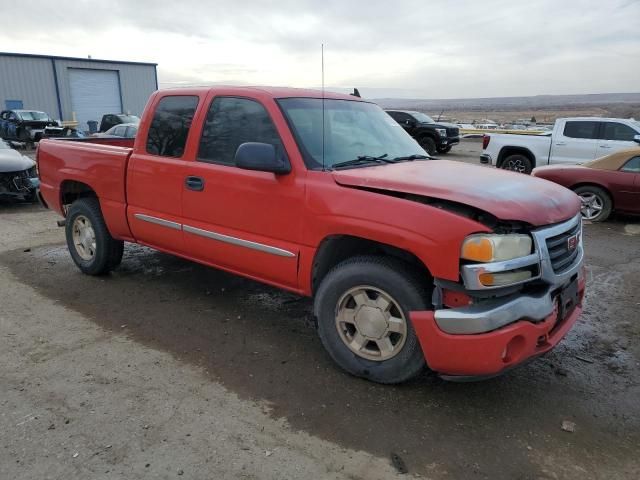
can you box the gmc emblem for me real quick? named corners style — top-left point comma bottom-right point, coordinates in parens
top-left (567, 233), bottom-right (580, 251)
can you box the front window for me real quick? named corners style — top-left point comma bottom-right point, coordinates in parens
top-left (409, 112), bottom-right (435, 123)
top-left (17, 111), bottom-right (50, 121)
top-left (278, 98), bottom-right (427, 170)
top-left (602, 122), bottom-right (637, 141)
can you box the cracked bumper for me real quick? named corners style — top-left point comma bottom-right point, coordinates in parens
top-left (409, 276), bottom-right (585, 378)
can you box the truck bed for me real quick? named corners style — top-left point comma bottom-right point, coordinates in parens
top-left (37, 138), bottom-right (134, 239)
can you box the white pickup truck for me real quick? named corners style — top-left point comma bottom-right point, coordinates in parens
top-left (480, 117), bottom-right (640, 173)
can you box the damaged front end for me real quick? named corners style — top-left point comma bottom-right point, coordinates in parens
top-left (0, 166), bottom-right (39, 200)
top-left (412, 213), bottom-right (586, 379)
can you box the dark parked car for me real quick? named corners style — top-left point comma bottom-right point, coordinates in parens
top-left (0, 139), bottom-right (39, 201)
top-left (386, 110), bottom-right (460, 155)
top-left (0, 110), bottom-right (58, 142)
top-left (532, 147), bottom-right (640, 222)
top-left (99, 114), bottom-right (140, 133)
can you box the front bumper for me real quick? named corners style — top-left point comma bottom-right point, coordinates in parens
top-left (410, 279), bottom-right (583, 377)
top-left (441, 136), bottom-right (460, 147)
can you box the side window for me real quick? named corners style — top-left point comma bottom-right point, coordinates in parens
top-left (126, 126), bottom-right (137, 138)
top-left (387, 111), bottom-right (401, 122)
top-left (198, 97), bottom-right (283, 165)
top-left (602, 122), bottom-right (637, 142)
top-left (621, 156), bottom-right (640, 173)
top-left (563, 121), bottom-right (598, 139)
top-left (146, 95), bottom-right (198, 157)
top-left (113, 126), bottom-right (126, 137)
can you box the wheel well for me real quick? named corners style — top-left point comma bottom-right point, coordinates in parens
top-left (570, 182), bottom-right (614, 206)
top-left (60, 180), bottom-right (97, 213)
top-left (311, 235), bottom-right (432, 294)
top-left (497, 147), bottom-right (536, 168)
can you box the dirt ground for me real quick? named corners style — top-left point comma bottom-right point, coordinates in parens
top-left (1, 142), bottom-right (639, 479)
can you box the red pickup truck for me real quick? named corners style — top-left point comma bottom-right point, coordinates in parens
top-left (37, 86), bottom-right (585, 383)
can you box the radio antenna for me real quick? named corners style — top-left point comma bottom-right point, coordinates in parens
top-left (321, 43), bottom-right (325, 170)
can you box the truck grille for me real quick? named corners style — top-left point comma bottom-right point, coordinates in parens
top-left (545, 221), bottom-right (581, 273)
top-left (447, 127), bottom-right (460, 137)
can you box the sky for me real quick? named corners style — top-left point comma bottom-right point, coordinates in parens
top-left (1, 0), bottom-right (639, 99)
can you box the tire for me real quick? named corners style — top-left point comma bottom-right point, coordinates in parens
top-left (314, 255), bottom-right (431, 384)
top-left (500, 154), bottom-right (533, 174)
top-left (419, 136), bottom-right (437, 156)
top-left (573, 185), bottom-right (612, 222)
top-left (65, 197), bottom-right (124, 275)
top-left (437, 145), bottom-right (452, 154)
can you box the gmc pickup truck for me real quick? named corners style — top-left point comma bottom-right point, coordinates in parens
top-left (481, 117), bottom-right (640, 174)
top-left (37, 86), bottom-right (585, 384)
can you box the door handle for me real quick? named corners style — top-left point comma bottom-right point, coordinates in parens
top-left (185, 176), bottom-right (205, 191)
top-left (555, 142), bottom-right (566, 146)
top-left (600, 145), bottom-right (612, 149)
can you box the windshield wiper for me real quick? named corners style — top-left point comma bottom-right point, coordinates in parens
top-left (391, 154), bottom-right (431, 161)
top-left (331, 154), bottom-right (391, 170)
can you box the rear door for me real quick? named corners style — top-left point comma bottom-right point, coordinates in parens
top-left (180, 94), bottom-right (303, 289)
top-left (126, 94), bottom-right (200, 254)
top-left (596, 121), bottom-right (639, 158)
top-left (550, 120), bottom-right (600, 164)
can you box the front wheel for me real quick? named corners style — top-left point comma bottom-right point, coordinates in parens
top-left (419, 136), bottom-right (437, 156)
top-left (314, 256), bottom-right (430, 384)
top-left (65, 197), bottom-right (124, 275)
top-left (574, 185), bottom-right (612, 222)
top-left (500, 154), bottom-right (532, 174)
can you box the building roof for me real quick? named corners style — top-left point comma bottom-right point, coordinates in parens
top-left (0, 51), bottom-right (157, 67)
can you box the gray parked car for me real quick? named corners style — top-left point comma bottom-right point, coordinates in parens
top-left (0, 139), bottom-right (39, 201)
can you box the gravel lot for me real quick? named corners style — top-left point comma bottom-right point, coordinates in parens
top-left (1, 141), bottom-right (639, 479)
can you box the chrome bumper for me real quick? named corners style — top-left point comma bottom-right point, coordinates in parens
top-left (435, 214), bottom-right (584, 335)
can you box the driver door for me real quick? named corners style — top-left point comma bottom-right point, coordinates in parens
top-left (181, 94), bottom-right (304, 290)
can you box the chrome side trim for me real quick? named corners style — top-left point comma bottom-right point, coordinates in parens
top-left (183, 224), bottom-right (296, 258)
top-left (134, 213), bottom-right (182, 231)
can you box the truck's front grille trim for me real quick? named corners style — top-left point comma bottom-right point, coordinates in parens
top-left (545, 221), bottom-right (581, 274)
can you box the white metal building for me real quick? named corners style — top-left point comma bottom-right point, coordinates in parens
top-left (0, 52), bottom-right (157, 130)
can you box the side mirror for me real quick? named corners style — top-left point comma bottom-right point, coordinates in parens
top-left (405, 119), bottom-right (416, 127)
top-left (633, 134), bottom-right (640, 145)
top-left (235, 142), bottom-right (290, 175)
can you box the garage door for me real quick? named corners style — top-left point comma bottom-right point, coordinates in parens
top-left (68, 69), bottom-right (122, 132)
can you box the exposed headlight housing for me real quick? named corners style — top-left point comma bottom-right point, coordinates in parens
top-left (460, 234), bottom-right (538, 289)
top-left (461, 234), bottom-right (532, 263)
top-left (436, 128), bottom-right (447, 138)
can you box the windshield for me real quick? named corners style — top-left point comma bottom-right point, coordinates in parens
top-left (277, 98), bottom-right (427, 170)
top-left (17, 111), bottom-right (50, 121)
top-left (117, 115), bottom-right (140, 124)
top-left (409, 112), bottom-right (435, 123)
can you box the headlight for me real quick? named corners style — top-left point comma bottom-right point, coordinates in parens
top-left (461, 234), bottom-right (532, 263)
top-left (436, 128), bottom-right (447, 138)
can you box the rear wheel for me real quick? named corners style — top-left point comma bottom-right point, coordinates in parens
top-left (314, 256), bottom-right (430, 384)
top-left (419, 136), bottom-right (437, 156)
top-left (65, 197), bottom-right (124, 275)
top-left (500, 154), bottom-right (533, 174)
top-left (574, 185), bottom-right (612, 222)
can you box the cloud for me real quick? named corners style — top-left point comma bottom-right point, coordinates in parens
top-left (1, 0), bottom-right (638, 98)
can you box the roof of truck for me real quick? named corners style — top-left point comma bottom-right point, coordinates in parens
top-left (158, 86), bottom-right (366, 101)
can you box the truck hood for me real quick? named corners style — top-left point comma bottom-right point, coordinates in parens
top-left (0, 149), bottom-right (36, 172)
top-left (332, 160), bottom-right (580, 227)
